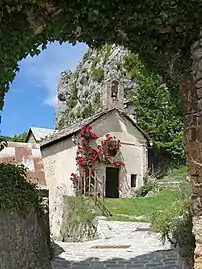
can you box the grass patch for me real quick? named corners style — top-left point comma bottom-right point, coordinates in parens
top-left (162, 165), bottom-right (188, 182)
top-left (104, 188), bottom-right (185, 222)
top-left (107, 216), bottom-right (148, 222)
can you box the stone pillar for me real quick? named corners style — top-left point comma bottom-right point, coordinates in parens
top-left (180, 37), bottom-right (202, 269)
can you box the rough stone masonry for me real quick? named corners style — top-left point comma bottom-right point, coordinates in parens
top-left (180, 34), bottom-right (202, 269)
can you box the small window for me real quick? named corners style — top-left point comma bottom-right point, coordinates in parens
top-left (131, 174), bottom-right (137, 188)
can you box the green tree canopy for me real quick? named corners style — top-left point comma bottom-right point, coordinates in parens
top-left (9, 132), bottom-right (27, 142)
top-left (124, 53), bottom-right (185, 165)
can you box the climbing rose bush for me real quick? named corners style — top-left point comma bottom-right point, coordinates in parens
top-left (101, 133), bottom-right (121, 157)
top-left (70, 125), bottom-right (124, 194)
top-left (80, 125), bottom-right (98, 141)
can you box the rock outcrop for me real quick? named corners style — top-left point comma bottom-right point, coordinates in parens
top-left (55, 44), bottom-right (137, 129)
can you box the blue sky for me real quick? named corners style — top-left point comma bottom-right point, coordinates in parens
top-left (0, 42), bottom-right (88, 137)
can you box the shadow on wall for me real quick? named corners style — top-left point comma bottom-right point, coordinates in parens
top-left (51, 242), bottom-right (179, 269)
top-left (119, 152), bottom-right (129, 197)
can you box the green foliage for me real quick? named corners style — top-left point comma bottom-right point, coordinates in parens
top-left (82, 103), bottom-right (93, 118)
top-left (135, 181), bottom-right (155, 197)
top-left (10, 132), bottom-right (27, 142)
top-left (92, 68), bottom-right (104, 83)
top-left (61, 196), bottom-right (100, 242)
top-left (58, 116), bottom-right (66, 130)
top-left (151, 181), bottom-right (194, 261)
top-left (116, 61), bottom-right (122, 70)
top-left (151, 198), bottom-right (194, 261)
top-left (93, 92), bottom-right (101, 105)
top-left (163, 165), bottom-right (188, 182)
top-left (82, 51), bottom-right (90, 63)
top-left (0, 135), bottom-right (11, 141)
top-left (124, 53), bottom-right (185, 164)
top-left (74, 111), bottom-right (81, 119)
top-left (91, 56), bottom-right (100, 71)
top-left (0, 1), bottom-right (200, 109)
top-left (67, 82), bottom-right (78, 109)
top-left (0, 163), bottom-right (43, 216)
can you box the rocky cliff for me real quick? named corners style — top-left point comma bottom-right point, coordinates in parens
top-left (55, 44), bottom-right (137, 129)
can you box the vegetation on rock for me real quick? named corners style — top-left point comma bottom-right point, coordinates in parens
top-left (91, 68), bottom-right (104, 83)
top-left (61, 196), bottom-right (99, 242)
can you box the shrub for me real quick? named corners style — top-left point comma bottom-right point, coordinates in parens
top-left (135, 181), bottom-right (155, 197)
top-left (0, 163), bottom-right (43, 216)
top-left (61, 196), bottom-right (99, 242)
top-left (151, 180), bottom-right (194, 263)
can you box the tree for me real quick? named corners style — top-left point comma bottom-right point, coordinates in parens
top-left (124, 53), bottom-right (185, 168)
top-left (0, 1), bottom-right (202, 266)
top-left (9, 132), bottom-right (27, 142)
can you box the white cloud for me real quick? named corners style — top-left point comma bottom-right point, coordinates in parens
top-left (18, 42), bottom-right (88, 108)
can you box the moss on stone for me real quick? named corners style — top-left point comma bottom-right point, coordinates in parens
top-left (82, 103), bottom-right (93, 118)
top-left (0, 163), bottom-right (44, 216)
top-left (91, 56), bottom-right (100, 71)
top-left (67, 82), bottom-right (78, 109)
top-left (94, 92), bottom-right (101, 105)
top-left (116, 61), bottom-right (122, 70)
top-left (61, 196), bottom-right (101, 242)
top-left (74, 111), bottom-right (81, 119)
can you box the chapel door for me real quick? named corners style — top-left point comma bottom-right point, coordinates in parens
top-left (105, 167), bottom-right (119, 198)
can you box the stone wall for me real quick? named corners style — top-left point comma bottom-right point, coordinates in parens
top-left (180, 35), bottom-right (202, 269)
top-left (60, 196), bottom-right (98, 242)
top-left (0, 210), bottom-right (52, 269)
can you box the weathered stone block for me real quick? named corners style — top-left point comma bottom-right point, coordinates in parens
top-left (197, 88), bottom-right (202, 99)
top-left (0, 211), bottom-right (52, 269)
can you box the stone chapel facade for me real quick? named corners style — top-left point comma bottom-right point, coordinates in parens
top-left (40, 78), bottom-right (151, 239)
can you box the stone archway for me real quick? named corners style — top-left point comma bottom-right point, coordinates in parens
top-left (1, 2), bottom-right (202, 268)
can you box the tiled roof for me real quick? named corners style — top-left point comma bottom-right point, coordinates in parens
top-left (0, 142), bottom-right (46, 188)
top-left (26, 127), bottom-right (55, 142)
top-left (40, 108), bottom-right (151, 147)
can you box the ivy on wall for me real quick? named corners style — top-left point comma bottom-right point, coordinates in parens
top-left (0, 1), bottom-right (201, 109)
top-left (0, 163), bottom-right (44, 216)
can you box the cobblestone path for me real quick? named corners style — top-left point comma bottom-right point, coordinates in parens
top-left (52, 221), bottom-right (179, 269)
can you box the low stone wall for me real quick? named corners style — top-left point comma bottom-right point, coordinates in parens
top-left (60, 196), bottom-right (100, 242)
top-left (0, 210), bottom-right (52, 269)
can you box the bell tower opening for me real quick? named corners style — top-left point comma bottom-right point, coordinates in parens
top-left (102, 78), bottom-right (124, 111)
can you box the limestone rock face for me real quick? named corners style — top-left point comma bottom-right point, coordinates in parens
top-left (55, 44), bottom-right (137, 129)
top-left (0, 211), bottom-right (52, 269)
